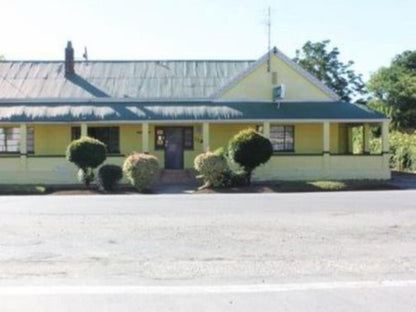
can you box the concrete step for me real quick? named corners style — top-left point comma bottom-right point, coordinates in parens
top-left (158, 169), bottom-right (198, 185)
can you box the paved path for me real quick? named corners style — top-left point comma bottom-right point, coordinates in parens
top-left (0, 191), bottom-right (415, 310)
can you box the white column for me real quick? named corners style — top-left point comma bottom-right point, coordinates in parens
top-left (347, 126), bottom-right (354, 154)
top-left (81, 123), bottom-right (88, 137)
top-left (323, 122), bottom-right (330, 154)
top-left (381, 121), bottom-right (391, 178)
top-left (363, 123), bottom-right (371, 154)
top-left (19, 123), bottom-right (27, 155)
top-left (202, 122), bottom-right (210, 152)
top-left (323, 122), bottom-right (330, 177)
top-left (263, 122), bottom-right (270, 138)
top-left (382, 121), bottom-right (389, 153)
top-left (19, 124), bottom-right (27, 170)
top-left (142, 123), bottom-right (149, 153)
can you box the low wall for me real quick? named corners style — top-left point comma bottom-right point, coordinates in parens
top-left (253, 154), bottom-right (391, 181)
top-left (0, 156), bottom-right (125, 184)
top-left (0, 154), bottom-right (391, 184)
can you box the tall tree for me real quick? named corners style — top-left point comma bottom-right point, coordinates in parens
top-left (368, 50), bottom-right (416, 130)
top-left (293, 40), bottom-right (365, 102)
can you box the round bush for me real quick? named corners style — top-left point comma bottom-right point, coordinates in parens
top-left (194, 151), bottom-right (230, 188)
top-left (66, 136), bottom-right (107, 170)
top-left (77, 168), bottom-right (95, 187)
top-left (98, 164), bottom-right (123, 192)
top-left (228, 129), bottom-right (273, 183)
top-left (123, 153), bottom-right (159, 192)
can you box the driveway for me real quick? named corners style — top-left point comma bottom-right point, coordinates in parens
top-left (0, 191), bottom-right (415, 311)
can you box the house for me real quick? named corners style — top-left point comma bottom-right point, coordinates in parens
top-left (0, 42), bottom-right (390, 184)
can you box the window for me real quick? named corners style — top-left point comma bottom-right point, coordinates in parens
top-left (0, 127), bottom-right (34, 153)
top-left (155, 127), bottom-right (165, 150)
top-left (270, 125), bottom-right (294, 152)
top-left (71, 126), bottom-right (120, 154)
top-left (183, 127), bottom-right (194, 150)
top-left (154, 127), bottom-right (194, 150)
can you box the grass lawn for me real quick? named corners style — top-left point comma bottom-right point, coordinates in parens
top-left (0, 185), bottom-right (50, 195)
top-left (196, 179), bottom-right (400, 193)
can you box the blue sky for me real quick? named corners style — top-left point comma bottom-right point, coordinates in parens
top-left (1, 0), bottom-right (415, 80)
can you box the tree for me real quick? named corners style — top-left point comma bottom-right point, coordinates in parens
top-left (368, 50), bottom-right (416, 130)
top-left (293, 40), bottom-right (365, 102)
top-left (66, 137), bottom-right (107, 187)
top-left (228, 129), bottom-right (273, 185)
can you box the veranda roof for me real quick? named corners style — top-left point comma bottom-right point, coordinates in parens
top-left (0, 100), bottom-right (388, 123)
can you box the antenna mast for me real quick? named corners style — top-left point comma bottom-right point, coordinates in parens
top-left (267, 6), bottom-right (271, 72)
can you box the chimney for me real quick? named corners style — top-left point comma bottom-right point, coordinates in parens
top-left (65, 41), bottom-right (74, 77)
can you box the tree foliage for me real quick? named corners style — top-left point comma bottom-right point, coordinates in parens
top-left (66, 136), bottom-right (107, 187)
top-left (293, 40), bottom-right (365, 102)
top-left (368, 50), bottom-right (416, 130)
top-left (228, 129), bottom-right (273, 184)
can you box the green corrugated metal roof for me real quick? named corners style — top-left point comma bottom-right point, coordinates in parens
top-left (0, 100), bottom-right (388, 123)
top-left (0, 60), bottom-right (254, 99)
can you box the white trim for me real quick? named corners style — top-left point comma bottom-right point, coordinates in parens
top-left (210, 52), bottom-right (270, 99)
top-left (210, 48), bottom-right (340, 100)
top-left (0, 119), bottom-right (389, 125)
top-left (273, 47), bottom-right (340, 100)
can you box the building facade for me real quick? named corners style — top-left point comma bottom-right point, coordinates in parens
top-left (0, 42), bottom-right (390, 184)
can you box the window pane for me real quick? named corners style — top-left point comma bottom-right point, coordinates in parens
top-left (27, 127), bottom-right (34, 153)
top-left (270, 125), bottom-right (294, 152)
top-left (87, 127), bottom-right (120, 154)
top-left (155, 128), bottom-right (165, 149)
top-left (183, 128), bottom-right (193, 149)
top-left (71, 127), bottom-right (81, 141)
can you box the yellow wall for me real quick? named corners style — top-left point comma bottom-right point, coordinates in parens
top-left (294, 123), bottom-right (323, 153)
top-left (34, 125), bottom-right (71, 155)
top-left (219, 55), bottom-right (334, 101)
top-left (28, 122), bottom-right (350, 161)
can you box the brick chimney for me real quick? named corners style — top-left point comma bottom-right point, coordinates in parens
top-left (65, 41), bottom-right (74, 77)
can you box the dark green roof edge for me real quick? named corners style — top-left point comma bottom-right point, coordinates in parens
top-left (0, 101), bottom-right (388, 123)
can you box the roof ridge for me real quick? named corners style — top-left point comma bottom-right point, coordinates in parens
top-left (0, 59), bottom-right (256, 63)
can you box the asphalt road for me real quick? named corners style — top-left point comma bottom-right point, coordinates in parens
top-left (0, 191), bottom-right (415, 311)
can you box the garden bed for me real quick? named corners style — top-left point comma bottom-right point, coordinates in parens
top-left (0, 179), bottom-right (402, 196)
top-left (196, 180), bottom-right (400, 194)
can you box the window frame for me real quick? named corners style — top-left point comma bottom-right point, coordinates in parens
top-left (270, 125), bottom-right (295, 153)
top-left (71, 126), bottom-right (120, 154)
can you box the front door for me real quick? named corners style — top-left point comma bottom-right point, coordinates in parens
top-left (165, 128), bottom-right (184, 169)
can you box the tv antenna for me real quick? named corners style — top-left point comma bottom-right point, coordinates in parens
top-left (266, 6), bottom-right (271, 72)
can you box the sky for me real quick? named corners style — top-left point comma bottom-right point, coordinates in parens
top-left (1, 0), bottom-right (415, 80)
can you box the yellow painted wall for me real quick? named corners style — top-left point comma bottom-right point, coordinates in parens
top-left (34, 125), bottom-right (71, 155)
top-left (219, 55), bottom-right (334, 101)
top-left (210, 123), bottom-right (257, 151)
top-left (294, 123), bottom-right (323, 154)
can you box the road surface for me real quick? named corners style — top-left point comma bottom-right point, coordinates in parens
top-left (0, 191), bottom-right (415, 311)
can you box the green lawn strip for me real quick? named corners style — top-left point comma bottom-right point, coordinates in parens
top-left (0, 185), bottom-right (50, 195)
top-left (273, 180), bottom-right (398, 192)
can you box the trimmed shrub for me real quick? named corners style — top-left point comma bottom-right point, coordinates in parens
top-left (66, 136), bottom-right (107, 187)
top-left (194, 151), bottom-right (231, 188)
top-left (123, 153), bottom-right (159, 192)
top-left (77, 167), bottom-right (95, 187)
top-left (214, 147), bottom-right (227, 158)
top-left (228, 129), bottom-right (273, 184)
top-left (98, 164), bottom-right (123, 192)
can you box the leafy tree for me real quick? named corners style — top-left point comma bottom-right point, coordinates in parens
top-left (66, 137), bottom-right (107, 187)
top-left (368, 50), bottom-right (416, 130)
top-left (228, 129), bottom-right (273, 185)
top-left (293, 40), bottom-right (365, 102)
